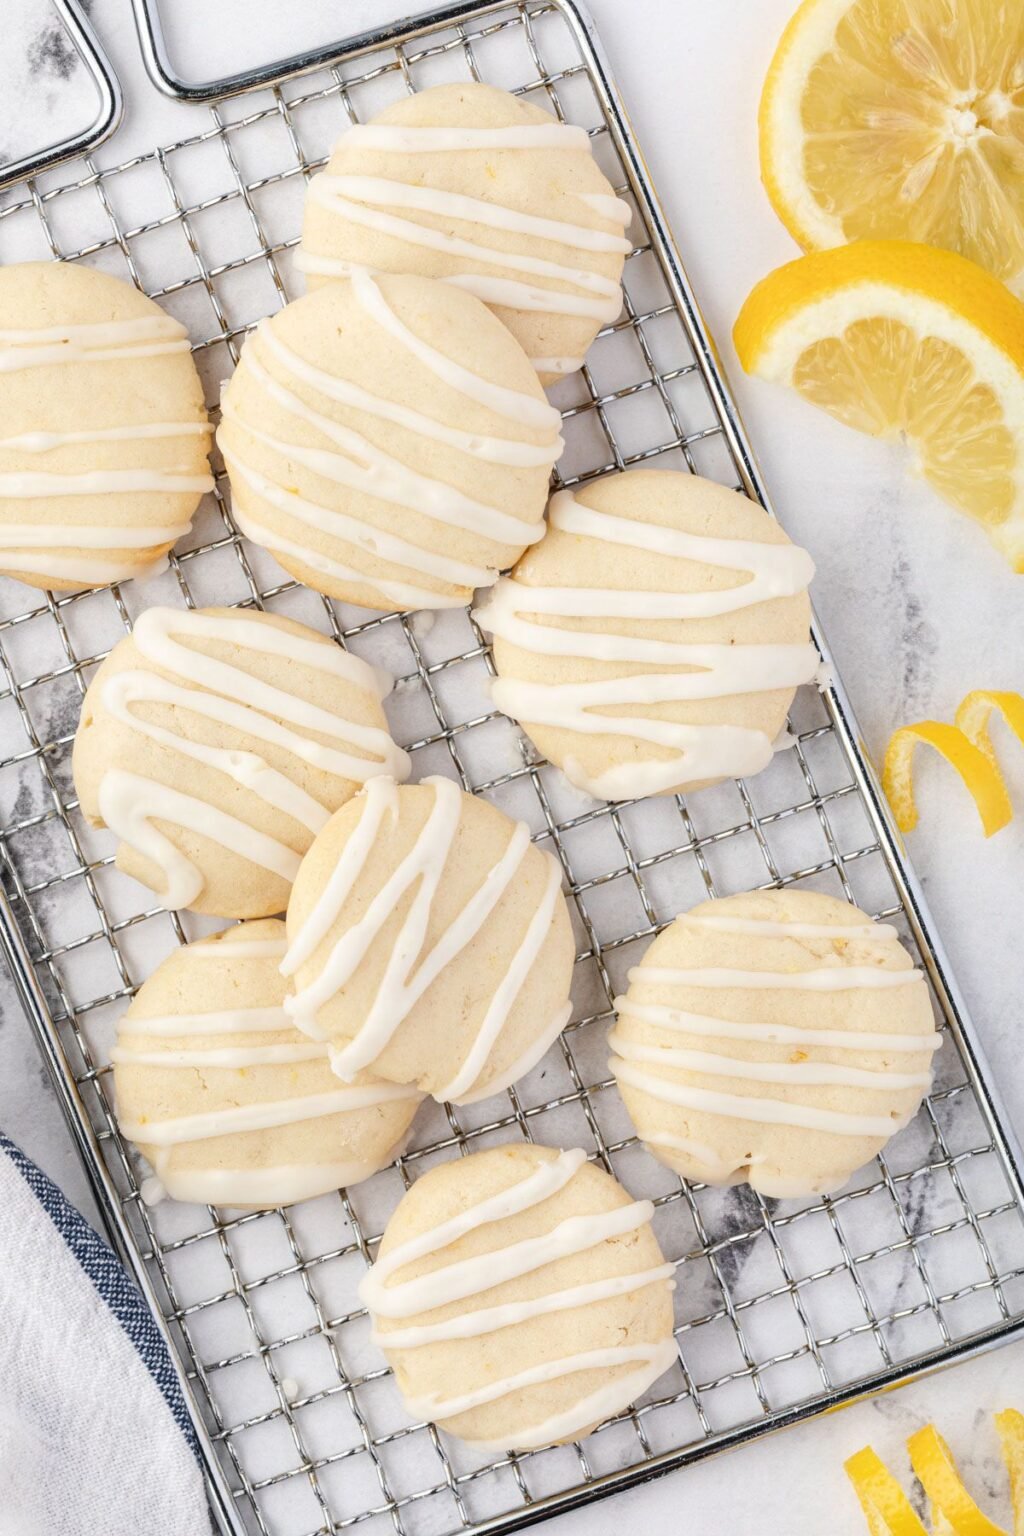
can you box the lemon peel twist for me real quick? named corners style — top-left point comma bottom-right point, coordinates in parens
top-left (881, 691), bottom-right (1024, 839)
top-left (846, 1409), bottom-right (1024, 1535)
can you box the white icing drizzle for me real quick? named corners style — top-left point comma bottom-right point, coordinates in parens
top-left (350, 268), bottom-right (560, 431)
top-left (576, 191), bottom-right (632, 224)
top-left (373, 1262), bottom-right (675, 1349)
top-left (257, 322), bottom-right (560, 467)
top-left (284, 776), bottom-right (564, 1102)
top-left (229, 496), bottom-right (467, 611)
top-left (99, 769), bottom-right (302, 909)
top-left (467, 1345), bottom-right (678, 1453)
top-left (305, 176), bottom-right (627, 324)
top-left (340, 123), bottom-right (594, 153)
top-left (614, 999), bottom-right (942, 1055)
top-left (473, 488), bottom-right (817, 800)
top-left (453, 1001), bottom-right (572, 1105)
top-left (611, 1060), bottom-right (914, 1138)
top-left (0, 315), bottom-right (190, 373)
top-left (121, 1005), bottom-right (293, 1036)
top-left (155, 1158), bottom-right (389, 1208)
top-left (0, 467), bottom-right (212, 497)
top-left (0, 520), bottom-right (190, 551)
top-left (0, 422), bottom-right (209, 454)
top-left (361, 1146), bottom-right (675, 1446)
top-left (607, 1034), bottom-right (932, 1091)
top-left (0, 548), bottom-right (170, 585)
top-left (224, 453), bottom-right (499, 592)
top-left (93, 608), bottom-right (406, 909)
top-left (112, 1040), bottom-right (328, 1068)
top-left (119, 1079), bottom-right (419, 1146)
top-left (181, 938), bottom-right (288, 959)
top-left (640, 1132), bottom-right (749, 1182)
top-left (680, 912), bottom-right (899, 941)
top-left (629, 965), bottom-right (924, 991)
top-left (224, 347), bottom-right (541, 549)
top-left (402, 1342), bottom-right (673, 1423)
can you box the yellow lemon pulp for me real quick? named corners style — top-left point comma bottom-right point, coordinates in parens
top-left (759, 0), bottom-right (1024, 293)
top-left (909, 1425), bottom-right (1010, 1536)
top-left (733, 241), bottom-right (1024, 567)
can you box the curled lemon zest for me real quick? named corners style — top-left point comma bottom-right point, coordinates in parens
top-left (846, 1446), bottom-right (930, 1535)
top-left (994, 1411), bottom-right (1024, 1536)
top-left (908, 1424), bottom-right (1010, 1536)
top-left (954, 693), bottom-right (1024, 774)
top-left (881, 721), bottom-right (1013, 838)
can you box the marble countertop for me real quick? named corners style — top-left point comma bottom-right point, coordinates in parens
top-left (2, 0), bottom-right (1024, 1531)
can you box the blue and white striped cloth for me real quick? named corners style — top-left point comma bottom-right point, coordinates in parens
top-left (0, 1133), bottom-right (211, 1536)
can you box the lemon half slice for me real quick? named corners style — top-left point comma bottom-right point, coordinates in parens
top-left (759, 0), bottom-right (1024, 293)
top-left (733, 240), bottom-right (1024, 567)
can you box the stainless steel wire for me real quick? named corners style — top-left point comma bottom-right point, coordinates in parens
top-left (1, 4), bottom-right (1023, 1534)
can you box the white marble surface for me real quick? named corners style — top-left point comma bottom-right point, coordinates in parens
top-left (2, 0), bottom-right (1024, 1531)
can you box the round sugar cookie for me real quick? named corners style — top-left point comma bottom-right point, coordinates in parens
top-left (361, 1143), bottom-right (676, 1451)
top-left (217, 271), bottom-right (562, 612)
top-left (72, 605), bottom-right (409, 918)
top-left (610, 890), bottom-right (941, 1198)
top-left (298, 81), bottom-right (632, 383)
top-left (284, 777), bottom-right (574, 1105)
top-left (113, 920), bottom-right (422, 1209)
top-left (474, 469), bottom-right (817, 802)
top-left (0, 261), bottom-right (212, 592)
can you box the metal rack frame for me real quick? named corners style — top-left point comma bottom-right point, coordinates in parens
top-left (0, 0), bottom-right (122, 193)
top-left (1, 3), bottom-right (1023, 1534)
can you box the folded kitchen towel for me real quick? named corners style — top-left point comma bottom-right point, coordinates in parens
top-left (0, 1132), bottom-right (211, 1536)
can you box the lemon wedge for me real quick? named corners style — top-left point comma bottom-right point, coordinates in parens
top-left (759, 0), bottom-right (1024, 294)
top-left (909, 1424), bottom-right (1010, 1536)
top-left (733, 240), bottom-right (1024, 567)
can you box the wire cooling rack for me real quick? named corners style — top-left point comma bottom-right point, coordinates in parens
top-left (2, 3), bottom-right (1024, 1533)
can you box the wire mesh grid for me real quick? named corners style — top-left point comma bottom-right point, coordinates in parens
top-left (2, 2), bottom-right (1024, 1533)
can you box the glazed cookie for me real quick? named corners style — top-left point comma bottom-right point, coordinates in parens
top-left (284, 777), bottom-right (574, 1104)
top-left (113, 921), bottom-right (422, 1208)
top-left (298, 81), bottom-right (631, 382)
top-left (73, 605), bottom-right (409, 918)
top-left (217, 271), bottom-right (562, 612)
top-left (474, 470), bottom-right (818, 802)
top-left (361, 1143), bottom-right (676, 1451)
top-left (610, 890), bottom-right (941, 1198)
top-left (0, 261), bottom-right (212, 592)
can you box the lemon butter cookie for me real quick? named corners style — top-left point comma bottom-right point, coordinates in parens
top-left (298, 81), bottom-right (631, 382)
top-left (0, 261), bottom-right (212, 591)
top-left (73, 605), bottom-right (409, 918)
top-left (284, 777), bottom-right (574, 1105)
top-left (610, 890), bottom-right (941, 1197)
top-left (361, 1143), bottom-right (676, 1451)
top-left (113, 920), bottom-right (422, 1208)
top-left (218, 270), bottom-right (562, 612)
top-left (475, 470), bottom-right (818, 802)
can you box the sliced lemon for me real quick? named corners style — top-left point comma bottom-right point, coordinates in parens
top-left (846, 1445), bottom-right (930, 1535)
top-left (759, 0), bottom-right (1024, 293)
top-left (908, 1424), bottom-right (1010, 1536)
top-left (955, 690), bottom-right (1024, 770)
top-left (881, 719), bottom-right (1013, 837)
top-left (733, 240), bottom-right (1024, 567)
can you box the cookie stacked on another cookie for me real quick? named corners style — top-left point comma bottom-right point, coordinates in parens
top-left (283, 776), bottom-right (575, 1106)
top-left (218, 270), bottom-right (563, 612)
